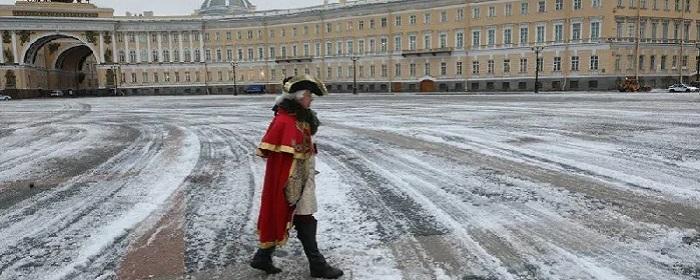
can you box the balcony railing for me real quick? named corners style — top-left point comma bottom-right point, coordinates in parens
top-left (401, 47), bottom-right (453, 57)
top-left (274, 56), bottom-right (314, 63)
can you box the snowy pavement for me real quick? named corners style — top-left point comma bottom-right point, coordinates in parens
top-left (0, 92), bottom-right (698, 280)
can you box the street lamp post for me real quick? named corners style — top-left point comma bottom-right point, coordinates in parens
top-left (531, 46), bottom-right (544, 93)
top-left (110, 64), bottom-right (120, 96)
top-left (351, 56), bottom-right (359, 94)
top-left (231, 61), bottom-right (239, 95)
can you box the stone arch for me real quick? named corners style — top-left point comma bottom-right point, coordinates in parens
top-left (21, 32), bottom-right (101, 65)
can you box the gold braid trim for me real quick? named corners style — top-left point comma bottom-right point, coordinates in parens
top-left (256, 142), bottom-right (311, 159)
top-left (256, 221), bottom-right (294, 249)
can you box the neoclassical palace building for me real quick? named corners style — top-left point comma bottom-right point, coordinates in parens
top-left (0, 0), bottom-right (698, 95)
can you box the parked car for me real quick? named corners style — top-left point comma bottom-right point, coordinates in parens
top-left (50, 90), bottom-right (63, 97)
top-left (244, 84), bottom-right (266, 94)
top-left (668, 84), bottom-right (700, 92)
top-left (0, 95), bottom-right (11, 101)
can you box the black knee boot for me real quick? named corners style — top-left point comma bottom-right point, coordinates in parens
top-left (250, 246), bottom-right (282, 274)
top-left (294, 215), bottom-right (344, 279)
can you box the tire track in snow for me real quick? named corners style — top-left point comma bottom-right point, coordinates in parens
top-left (0, 123), bottom-right (198, 280)
top-left (316, 136), bottom-right (505, 279)
top-left (182, 126), bottom-right (260, 273)
top-left (323, 123), bottom-right (698, 279)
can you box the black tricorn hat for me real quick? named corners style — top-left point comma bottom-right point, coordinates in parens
top-left (283, 75), bottom-right (328, 96)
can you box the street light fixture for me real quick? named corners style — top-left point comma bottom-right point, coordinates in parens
top-left (231, 61), bottom-right (239, 95)
top-left (531, 46), bottom-right (544, 93)
top-left (351, 56), bottom-right (359, 94)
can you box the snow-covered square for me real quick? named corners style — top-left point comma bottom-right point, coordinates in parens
top-left (0, 93), bottom-right (698, 280)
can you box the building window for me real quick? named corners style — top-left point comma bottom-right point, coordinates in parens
top-left (489, 6), bottom-right (496, 17)
top-left (142, 72), bottom-right (149, 83)
top-left (488, 60), bottom-right (495, 73)
top-left (660, 55), bottom-right (667, 70)
top-left (556, 0), bottom-right (564, 9)
top-left (521, 1), bottom-right (529, 14)
top-left (395, 16), bottom-right (402, 26)
top-left (639, 55), bottom-right (645, 70)
top-left (409, 35), bottom-right (417, 50)
top-left (457, 9), bottom-right (464, 20)
top-left (650, 55), bottom-right (656, 70)
top-left (441, 62), bottom-right (447, 75)
top-left (216, 49), bottom-right (222, 62)
top-left (424, 34), bottom-right (431, 49)
top-left (504, 29), bottom-right (512, 44)
top-left (520, 27), bottom-right (529, 45)
top-left (440, 11), bottom-right (448, 22)
top-left (129, 50), bottom-right (136, 63)
top-left (506, 3), bottom-right (513, 15)
top-left (440, 33), bottom-right (447, 48)
top-left (395, 63), bottom-right (402, 77)
top-left (590, 22), bottom-right (601, 40)
top-left (488, 29), bottom-right (496, 46)
top-left (131, 72), bottom-right (137, 83)
top-left (574, 0), bottom-right (583, 9)
top-left (424, 62), bottom-right (431, 75)
top-left (520, 58), bottom-right (528, 73)
top-left (409, 15), bottom-right (417, 25)
top-left (472, 7), bottom-right (480, 19)
top-left (537, 26), bottom-right (545, 43)
top-left (424, 13), bottom-right (431, 24)
top-left (571, 56), bottom-right (580, 71)
top-left (456, 32), bottom-right (464, 49)
top-left (590, 55), bottom-right (599, 70)
top-left (504, 59), bottom-right (511, 73)
top-left (553, 56), bottom-right (562, 71)
top-left (410, 63), bottom-right (417, 76)
top-left (456, 61), bottom-right (463, 75)
top-left (539, 0), bottom-right (547, 12)
top-left (472, 31), bottom-right (481, 47)
top-left (572, 23), bottom-right (582, 41)
top-left (472, 61), bottom-right (480, 74)
top-left (153, 72), bottom-right (159, 83)
top-left (555, 24), bottom-right (564, 42)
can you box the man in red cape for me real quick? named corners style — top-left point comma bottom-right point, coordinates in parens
top-left (251, 75), bottom-right (343, 279)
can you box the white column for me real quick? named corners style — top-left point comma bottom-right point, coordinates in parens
top-left (199, 31), bottom-right (205, 62)
top-left (157, 32), bottom-right (163, 63)
top-left (125, 32), bottom-right (131, 64)
top-left (168, 32), bottom-right (174, 63)
top-left (135, 32), bottom-right (141, 63)
top-left (189, 31), bottom-right (194, 62)
top-left (99, 32), bottom-right (104, 64)
top-left (11, 31), bottom-right (19, 64)
top-left (0, 31), bottom-right (5, 64)
top-left (178, 31), bottom-right (184, 63)
top-left (146, 31), bottom-right (152, 62)
top-left (111, 32), bottom-right (117, 63)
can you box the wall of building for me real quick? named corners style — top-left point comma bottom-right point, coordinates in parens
top-left (0, 0), bottom-right (698, 95)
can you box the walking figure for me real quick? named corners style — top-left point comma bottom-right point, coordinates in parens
top-left (251, 75), bottom-right (344, 279)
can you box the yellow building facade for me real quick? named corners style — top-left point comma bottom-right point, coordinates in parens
top-left (0, 0), bottom-right (698, 95)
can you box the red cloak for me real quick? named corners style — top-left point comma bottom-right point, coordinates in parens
top-left (255, 108), bottom-right (313, 249)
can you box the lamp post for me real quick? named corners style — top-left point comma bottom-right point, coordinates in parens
top-left (231, 61), bottom-right (239, 95)
top-left (351, 56), bottom-right (359, 94)
top-left (531, 46), bottom-right (544, 93)
top-left (110, 64), bottom-right (120, 96)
